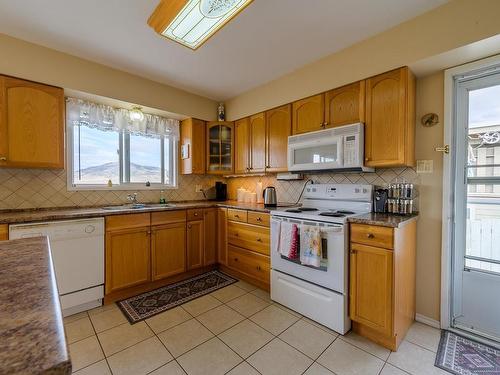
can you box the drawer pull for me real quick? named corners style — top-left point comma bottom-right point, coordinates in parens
top-left (234, 233), bottom-right (239, 237)
top-left (256, 217), bottom-right (262, 222)
top-left (194, 212), bottom-right (199, 216)
top-left (234, 214), bottom-right (239, 218)
top-left (188, 224), bottom-right (192, 229)
top-left (0, 156), bottom-right (6, 161)
top-left (366, 233), bottom-right (375, 239)
top-left (256, 265), bottom-right (261, 271)
top-left (256, 238), bottom-right (262, 242)
top-left (234, 257), bottom-right (239, 262)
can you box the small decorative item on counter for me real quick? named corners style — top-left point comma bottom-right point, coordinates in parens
top-left (237, 188), bottom-right (246, 202)
top-left (107, 179), bottom-right (113, 187)
top-left (250, 192), bottom-right (257, 203)
top-left (159, 190), bottom-right (166, 204)
top-left (218, 102), bottom-right (225, 121)
top-left (256, 181), bottom-right (264, 204)
top-left (387, 182), bottom-right (415, 215)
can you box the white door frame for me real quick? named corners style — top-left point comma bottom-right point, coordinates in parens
top-left (441, 53), bottom-right (500, 331)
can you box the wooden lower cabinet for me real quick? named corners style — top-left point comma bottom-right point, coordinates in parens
top-left (151, 222), bottom-right (186, 280)
top-left (218, 208), bottom-right (228, 265)
top-left (228, 245), bottom-right (270, 284)
top-left (0, 224), bottom-right (8, 240)
top-left (187, 219), bottom-right (204, 270)
top-left (349, 221), bottom-right (417, 351)
top-left (105, 226), bottom-right (151, 294)
top-left (203, 208), bottom-right (217, 265)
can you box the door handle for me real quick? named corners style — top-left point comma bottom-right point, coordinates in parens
top-left (0, 156), bottom-right (7, 161)
top-left (435, 145), bottom-right (450, 154)
top-left (366, 233), bottom-right (374, 239)
top-left (256, 238), bottom-right (262, 242)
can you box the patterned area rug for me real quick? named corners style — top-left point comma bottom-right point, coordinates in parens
top-left (117, 271), bottom-right (237, 323)
top-left (435, 330), bottom-right (500, 374)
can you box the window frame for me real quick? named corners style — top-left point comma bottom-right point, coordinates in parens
top-left (66, 123), bottom-right (178, 191)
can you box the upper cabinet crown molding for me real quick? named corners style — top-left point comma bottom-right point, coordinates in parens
top-left (0, 75), bottom-right (64, 169)
top-left (365, 67), bottom-right (415, 168)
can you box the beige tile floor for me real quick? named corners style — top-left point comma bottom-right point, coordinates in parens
top-left (65, 280), bottom-right (444, 375)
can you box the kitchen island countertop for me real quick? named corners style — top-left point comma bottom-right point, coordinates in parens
top-left (0, 237), bottom-right (71, 375)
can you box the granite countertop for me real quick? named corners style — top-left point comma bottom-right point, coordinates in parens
top-left (0, 200), bottom-right (273, 224)
top-left (0, 237), bottom-right (71, 375)
top-left (348, 212), bottom-right (419, 228)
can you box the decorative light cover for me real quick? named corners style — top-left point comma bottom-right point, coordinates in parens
top-left (148, 0), bottom-right (253, 50)
top-left (129, 107), bottom-right (145, 122)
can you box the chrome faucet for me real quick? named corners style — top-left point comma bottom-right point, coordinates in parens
top-left (126, 193), bottom-right (139, 205)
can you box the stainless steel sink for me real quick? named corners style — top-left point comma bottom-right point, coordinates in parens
top-left (101, 203), bottom-right (173, 211)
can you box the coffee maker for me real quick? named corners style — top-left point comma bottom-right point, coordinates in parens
top-left (373, 188), bottom-right (389, 213)
top-left (215, 181), bottom-right (227, 201)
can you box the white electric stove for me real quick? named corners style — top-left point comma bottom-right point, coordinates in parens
top-left (270, 183), bottom-right (373, 334)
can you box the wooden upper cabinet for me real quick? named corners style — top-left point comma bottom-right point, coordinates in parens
top-left (186, 219), bottom-right (204, 270)
top-left (180, 118), bottom-right (205, 174)
top-left (206, 121), bottom-right (234, 174)
top-left (350, 242), bottom-right (393, 337)
top-left (249, 113), bottom-right (266, 173)
top-left (151, 222), bottom-right (186, 280)
top-left (234, 117), bottom-right (250, 174)
top-left (292, 93), bottom-right (325, 135)
top-left (265, 104), bottom-right (291, 172)
top-left (0, 75), bottom-right (64, 168)
top-left (365, 67), bottom-right (415, 167)
top-left (325, 81), bottom-right (365, 128)
top-left (203, 208), bottom-right (217, 266)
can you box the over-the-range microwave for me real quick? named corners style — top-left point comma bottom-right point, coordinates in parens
top-left (287, 123), bottom-right (374, 172)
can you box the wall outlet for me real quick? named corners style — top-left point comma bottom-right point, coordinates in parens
top-left (195, 185), bottom-right (203, 193)
top-left (416, 160), bottom-right (434, 174)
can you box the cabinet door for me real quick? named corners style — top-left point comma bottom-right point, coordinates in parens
top-left (0, 76), bottom-right (64, 168)
top-left (217, 208), bottom-right (227, 265)
top-left (180, 118), bottom-right (205, 174)
top-left (325, 81), bottom-right (365, 128)
top-left (206, 121), bottom-right (234, 174)
top-left (234, 117), bottom-right (250, 174)
top-left (266, 104), bottom-right (291, 172)
top-left (249, 113), bottom-right (266, 173)
top-left (105, 227), bottom-right (151, 294)
top-left (151, 223), bottom-right (186, 280)
top-left (292, 94), bottom-right (325, 135)
top-left (365, 67), bottom-right (412, 167)
top-left (203, 208), bottom-right (217, 266)
top-left (0, 224), bottom-right (8, 241)
top-left (187, 219), bottom-right (204, 270)
top-left (350, 243), bottom-right (393, 336)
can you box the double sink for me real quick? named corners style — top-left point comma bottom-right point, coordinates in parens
top-left (101, 203), bottom-right (174, 211)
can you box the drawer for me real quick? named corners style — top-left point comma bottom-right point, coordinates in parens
top-left (151, 210), bottom-right (186, 225)
top-left (350, 224), bottom-right (394, 249)
top-left (247, 211), bottom-right (270, 227)
top-left (227, 221), bottom-right (270, 255)
top-left (106, 213), bottom-right (150, 231)
top-left (228, 245), bottom-right (270, 283)
top-left (227, 209), bottom-right (247, 223)
top-left (187, 209), bottom-right (204, 221)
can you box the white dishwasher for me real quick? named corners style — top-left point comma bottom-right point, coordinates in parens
top-left (10, 218), bottom-right (105, 316)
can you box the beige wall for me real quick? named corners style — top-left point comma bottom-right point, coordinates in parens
top-left (226, 0), bottom-right (500, 120)
top-left (415, 72), bottom-right (444, 321)
top-left (0, 33), bottom-right (218, 120)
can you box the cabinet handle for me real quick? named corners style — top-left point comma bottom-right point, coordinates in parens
top-left (194, 212), bottom-right (198, 216)
top-left (351, 250), bottom-right (356, 254)
top-left (234, 233), bottom-right (239, 237)
top-left (324, 122), bottom-right (329, 127)
top-left (256, 265), bottom-right (261, 271)
top-left (0, 156), bottom-right (6, 161)
top-left (256, 238), bottom-right (262, 242)
top-left (320, 123), bottom-right (324, 128)
top-left (256, 217), bottom-right (262, 222)
top-left (234, 258), bottom-right (239, 262)
top-left (266, 165), bottom-right (271, 168)
top-left (366, 233), bottom-right (374, 239)
top-left (365, 157), bottom-right (370, 162)
top-left (188, 224), bottom-right (192, 229)
top-left (234, 214), bottom-right (239, 218)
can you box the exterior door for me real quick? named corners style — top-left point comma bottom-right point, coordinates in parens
top-left (450, 67), bottom-right (500, 342)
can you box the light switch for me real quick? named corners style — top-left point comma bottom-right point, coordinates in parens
top-left (416, 160), bottom-right (434, 174)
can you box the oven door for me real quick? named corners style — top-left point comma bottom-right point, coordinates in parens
top-left (288, 135), bottom-right (343, 171)
top-left (270, 216), bottom-right (348, 293)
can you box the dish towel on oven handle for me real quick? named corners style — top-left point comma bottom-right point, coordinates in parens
top-left (278, 221), bottom-right (299, 260)
top-left (299, 224), bottom-right (322, 267)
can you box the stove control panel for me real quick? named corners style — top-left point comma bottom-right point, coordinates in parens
top-left (304, 184), bottom-right (372, 201)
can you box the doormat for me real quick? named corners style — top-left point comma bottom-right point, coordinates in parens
top-left (435, 330), bottom-right (500, 374)
top-left (117, 270), bottom-right (237, 323)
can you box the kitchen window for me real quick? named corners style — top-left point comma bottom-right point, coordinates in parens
top-left (66, 98), bottom-right (179, 190)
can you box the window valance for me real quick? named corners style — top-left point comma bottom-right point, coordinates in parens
top-left (66, 97), bottom-right (180, 138)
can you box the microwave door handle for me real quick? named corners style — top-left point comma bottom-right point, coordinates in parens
top-left (337, 136), bottom-right (344, 167)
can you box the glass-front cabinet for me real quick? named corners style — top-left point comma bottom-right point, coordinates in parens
top-left (206, 121), bottom-right (234, 174)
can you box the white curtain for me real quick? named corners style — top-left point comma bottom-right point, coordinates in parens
top-left (66, 97), bottom-right (180, 138)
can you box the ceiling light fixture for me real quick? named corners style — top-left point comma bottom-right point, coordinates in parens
top-left (129, 107), bottom-right (145, 122)
top-left (148, 0), bottom-right (253, 50)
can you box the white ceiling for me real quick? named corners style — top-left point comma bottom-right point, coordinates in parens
top-left (0, 0), bottom-right (447, 101)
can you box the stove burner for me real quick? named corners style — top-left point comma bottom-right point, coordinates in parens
top-left (298, 207), bottom-right (318, 211)
top-left (319, 212), bottom-right (346, 217)
top-left (285, 209), bottom-right (302, 213)
top-left (336, 210), bottom-right (355, 215)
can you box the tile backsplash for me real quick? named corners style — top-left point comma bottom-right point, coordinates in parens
top-left (0, 167), bottom-right (419, 210)
top-left (226, 167), bottom-right (420, 207)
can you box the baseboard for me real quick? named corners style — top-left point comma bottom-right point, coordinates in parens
top-left (415, 313), bottom-right (441, 329)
